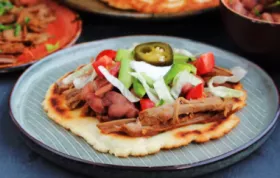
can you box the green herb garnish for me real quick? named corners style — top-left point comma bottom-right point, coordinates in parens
top-left (14, 24), bottom-right (21, 36)
top-left (253, 8), bottom-right (261, 17)
top-left (268, 0), bottom-right (280, 8)
top-left (0, 50), bottom-right (2, 53)
top-left (0, 1), bottom-right (13, 16)
top-left (45, 42), bottom-right (60, 53)
top-left (0, 24), bottom-right (13, 31)
top-left (24, 17), bottom-right (30, 24)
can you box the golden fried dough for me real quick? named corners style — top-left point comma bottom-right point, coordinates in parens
top-left (99, 0), bottom-right (219, 14)
top-left (100, 0), bottom-right (134, 10)
top-left (43, 72), bottom-right (246, 157)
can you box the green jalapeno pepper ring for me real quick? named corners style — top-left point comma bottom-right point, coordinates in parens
top-left (134, 42), bottom-right (173, 66)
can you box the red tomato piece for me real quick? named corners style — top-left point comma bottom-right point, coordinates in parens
top-left (109, 62), bottom-right (121, 77)
top-left (92, 55), bottom-right (114, 77)
top-left (140, 99), bottom-right (155, 111)
top-left (194, 52), bottom-right (215, 75)
top-left (186, 83), bottom-right (204, 100)
top-left (181, 83), bottom-right (193, 95)
top-left (96, 49), bottom-right (117, 61)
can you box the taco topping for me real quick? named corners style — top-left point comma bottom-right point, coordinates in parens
top-left (134, 42), bottom-right (174, 66)
top-left (56, 42), bottom-right (247, 137)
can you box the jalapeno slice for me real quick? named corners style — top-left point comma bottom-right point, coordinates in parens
top-left (134, 42), bottom-right (173, 66)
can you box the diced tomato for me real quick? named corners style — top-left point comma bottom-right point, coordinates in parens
top-left (181, 83), bottom-right (193, 95)
top-left (92, 55), bottom-right (114, 77)
top-left (140, 99), bottom-right (155, 111)
top-left (109, 61), bottom-right (121, 77)
top-left (186, 83), bottom-right (204, 100)
top-left (96, 49), bottom-right (117, 61)
top-left (194, 52), bottom-right (215, 75)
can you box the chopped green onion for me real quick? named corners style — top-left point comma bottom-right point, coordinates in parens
top-left (45, 42), bottom-right (60, 53)
top-left (24, 17), bottom-right (30, 24)
top-left (0, 50), bottom-right (2, 53)
top-left (0, 1), bottom-right (13, 16)
top-left (0, 24), bottom-right (13, 31)
top-left (253, 8), bottom-right (260, 17)
top-left (14, 24), bottom-right (21, 36)
top-left (0, 7), bottom-right (5, 16)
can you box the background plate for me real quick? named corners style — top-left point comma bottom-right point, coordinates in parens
top-left (0, 0), bottom-right (82, 73)
top-left (61, 0), bottom-right (218, 20)
top-left (10, 36), bottom-right (279, 176)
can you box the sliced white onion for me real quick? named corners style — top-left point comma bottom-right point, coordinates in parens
top-left (98, 66), bottom-right (140, 103)
top-left (208, 66), bottom-right (247, 98)
top-left (130, 72), bottom-right (159, 104)
top-left (62, 64), bottom-right (93, 85)
top-left (73, 71), bottom-right (96, 89)
top-left (153, 77), bottom-right (174, 104)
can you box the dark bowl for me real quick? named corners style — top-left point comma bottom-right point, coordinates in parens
top-left (220, 0), bottom-right (280, 57)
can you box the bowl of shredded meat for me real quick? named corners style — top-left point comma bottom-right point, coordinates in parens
top-left (220, 0), bottom-right (280, 56)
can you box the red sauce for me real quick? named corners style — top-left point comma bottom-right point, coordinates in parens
top-left (12, 0), bottom-right (81, 66)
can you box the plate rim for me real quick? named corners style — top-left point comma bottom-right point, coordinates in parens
top-left (0, 2), bottom-right (83, 74)
top-left (61, 0), bottom-right (218, 20)
top-left (9, 35), bottom-right (280, 171)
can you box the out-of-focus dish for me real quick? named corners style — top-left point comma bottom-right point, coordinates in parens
top-left (100, 0), bottom-right (219, 14)
top-left (0, 0), bottom-right (81, 72)
top-left (62, 0), bottom-right (219, 19)
top-left (225, 0), bottom-right (280, 23)
top-left (221, 0), bottom-right (280, 55)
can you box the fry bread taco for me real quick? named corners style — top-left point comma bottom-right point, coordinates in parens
top-left (43, 42), bottom-right (247, 157)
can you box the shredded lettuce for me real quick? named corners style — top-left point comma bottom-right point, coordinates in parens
top-left (170, 70), bottom-right (202, 98)
top-left (98, 66), bottom-right (140, 102)
top-left (140, 72), bottom-right (154, 87)
top-left (164, 63), bottom-right (197, 85)
top-left (173, 48), bottom-right (196, 61)
top-left (130, 72), bottom-right (159, 103)
top-left (73, 72), bottom-right (96, 89)
top-left (153, 77), bottom-right (175, 104)
top-left (62, 64), bottom-right (94, 85)
top-left (130, 61), bottom-right (171, 81)
top-left (208, 66), bottom-right (247, 98)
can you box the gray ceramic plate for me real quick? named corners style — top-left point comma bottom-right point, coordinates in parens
top-left (61, 0), bottom-right (218, 20)
top-left (10, 36), bottom-right (279, 177)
